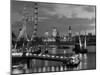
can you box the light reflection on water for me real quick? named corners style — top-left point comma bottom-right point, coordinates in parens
top-left (26, 51), bottom-right (94, 73)
top-left (83, 54), bottom-right (87, 69)
top-left (77, 54), bottom-right (88, 70)
top-left (12, 46), bottom-right (96, 74)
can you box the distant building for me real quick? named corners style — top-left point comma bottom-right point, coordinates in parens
top-left (63, 35), bottom-right (67, 42)
top-left (52, 27), bottom-right (58, 37)
top-left (44, 31), bottom-right (49, 37)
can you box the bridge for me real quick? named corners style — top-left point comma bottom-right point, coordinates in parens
top-left (12, 53), bottom-right (80, 69)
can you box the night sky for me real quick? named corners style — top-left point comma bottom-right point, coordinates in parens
top-left (11, 0), bottom-right (96, 37)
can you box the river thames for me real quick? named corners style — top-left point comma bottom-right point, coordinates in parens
top-left (12, 46), bottom-right (96, 74)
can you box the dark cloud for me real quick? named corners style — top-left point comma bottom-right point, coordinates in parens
top-left (11, 0), bottom-right (96, 37)
top-left (82, 6), bottom-right (96, 12)
top-left (36, 16), bottom-right (95, 36)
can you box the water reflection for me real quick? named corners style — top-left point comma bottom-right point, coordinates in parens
top-left (60, 65), bottom-right (64, 71)
top-left (51, 66), bottom-right (55, 72)
top-left (84, 54), bottom-right (87, 60)
top-left (43, 67), bottom-right (46, 72)
top-left (78, 62), bottom-right (82, 70)
top-left (12, 69), bottom-right (24, 74)
top-left (45, 60), bottom-right (49, 66)
top-left (55, 66), bottom-right (59, 71)
top-left (47, 66), bottom-right (50, 72)
top-left (51, 47), bottom-right (57, 54)
top-left (37, 67), bottom-right (40, 72)
top-left (79, 54), bottom-right (82, 60)
top-left (83, 54), bottom-right (87, 69)
top-left (12, 53), bottom-right (88, 74)
top-left (77, 54), bottom-right (88, 70)
top-left (64, 50), bottom-right (66, 55)
top-left (64, 65), bottom-right (67, 71)
top-left (12, 46), bottom-right (96, 74)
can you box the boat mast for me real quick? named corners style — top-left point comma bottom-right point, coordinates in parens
top-left (79, 32), bottom-right (82, 49)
